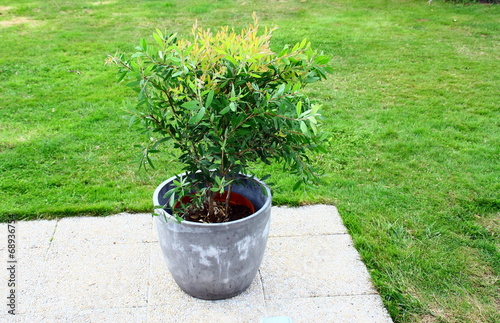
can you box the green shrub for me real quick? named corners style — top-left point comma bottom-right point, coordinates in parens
top-left (109, 15), bottom-right (332, 222)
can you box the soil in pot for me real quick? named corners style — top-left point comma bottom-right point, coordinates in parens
top-left (177, 191), bottom-right (255, 223)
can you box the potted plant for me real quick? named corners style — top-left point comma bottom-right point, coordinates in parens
top-left (108, 14), bottom-right (332, 300)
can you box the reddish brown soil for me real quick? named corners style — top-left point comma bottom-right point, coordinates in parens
top-left (182, 200), bottom-right (253, 223)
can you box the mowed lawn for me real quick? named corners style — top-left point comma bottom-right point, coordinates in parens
top-left (0, 0), bottom-right (498, 322)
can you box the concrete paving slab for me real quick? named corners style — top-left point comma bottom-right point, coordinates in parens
top-left (1, 205), bottom-right (393, 322)
top-left (147, 242), bottom-right (186, 306)
top-left (4, 307), bottom-right (148, 323)
top-left (51, 213), bottom-right (154, 247)
top-left (268, 205), bottom-right (347, 237)
top-left (148, 290), bottom-right (267, 322)
top-left (15, 220), bottom-right (57, 250)
top-left (261, 235), bottom-right (376, 299)
top-left (30, 243), bottom-right (150, 313)
top-left (0, 219), bottom-right (56, 250)
top-left (1, 247), bottom-right (47, 315)
top-left (266, 295), bottom-right (393, 323)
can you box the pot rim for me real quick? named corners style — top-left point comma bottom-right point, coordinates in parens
top-left (153, 172), bottom-right (272, 227)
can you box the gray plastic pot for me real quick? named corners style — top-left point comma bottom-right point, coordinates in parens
top-left (153, 174), bottom-right (272, 300)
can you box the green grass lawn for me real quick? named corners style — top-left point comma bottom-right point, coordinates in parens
top-left (1, 0), bottom-right (498, 321)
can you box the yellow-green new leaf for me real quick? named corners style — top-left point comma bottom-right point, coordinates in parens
top-left (153, 32), bottom-right (164, 48)
top-left (296, 100), bottom-right (302, 118)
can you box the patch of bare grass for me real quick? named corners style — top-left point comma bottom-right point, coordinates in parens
top-left (0, 6), bottom-right (13, 12)
top-left (91, 1), bottom-right (116, 5)
top-left (0, 17), bottom-right (36, 27)
top-left (478, 213), bottom-right (500, 237)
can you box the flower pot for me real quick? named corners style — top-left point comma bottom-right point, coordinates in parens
top-left (153, 174), bottom-right (272, 300)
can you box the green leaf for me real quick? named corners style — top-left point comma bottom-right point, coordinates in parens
top-left (128, 115), bottom-right (136, 128)
top-left (205, 90), bottom-right (214, 108)
top-left (300, 121), bottom-right (309, 135)
top-left (153, 32), bottom-right (164, 48)
top-left (279, 44), bottom-right (290, 56)
top-left (155, 29), bottom-right (164, 39)
top-left (274, 84), bottom-right (285, 98)
top-left (117, 71), bottom-right (128, 83)
top-left (126, 81), bottom-right (140, 88)
top-left (292, 81), bottom-right (302, 93)
top-left (163, 189), bottom-right (176, 208)
top-left (171, 70), bottom-right (183, 77)
top-left (311, 104), bottom-right (320, 115)
top-left (131, 52), bottom-right (146, 58)
top-left (182, 101), bottom-right (200, 110)
top-left (151, 137), bottom-right (170, 150)
top-left (306, 75), bottom-right (320, 83)
top-left (260, 174), bottom-right (272, 182)
top-left (226, 56), bottom-right (238, 66)
top-left (300, 38), bottom-right (308, 49)
top-left (310, 122), bottom-right (318, 135)
top-left (323, 66), bottom-right (334, 74)
top-left (296, 100), bottom-right (302, 118)
top-left (168, 56), bottom-right (181, 63)
top-left (315, 55), bottom-right (331, 65)
top-left (189, 106), bottom-right (206, 124)
top-left (146, 155), bottom-right (155, 169)
top-left (140, 38), bottom-right (147, 51)
top-left (166, 33), bottom-right (177, 44)
top-left (230, 84), bottom-right (236, 99)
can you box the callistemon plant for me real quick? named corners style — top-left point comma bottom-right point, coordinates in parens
top-left (109, 14), bottom-right (332, 223)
